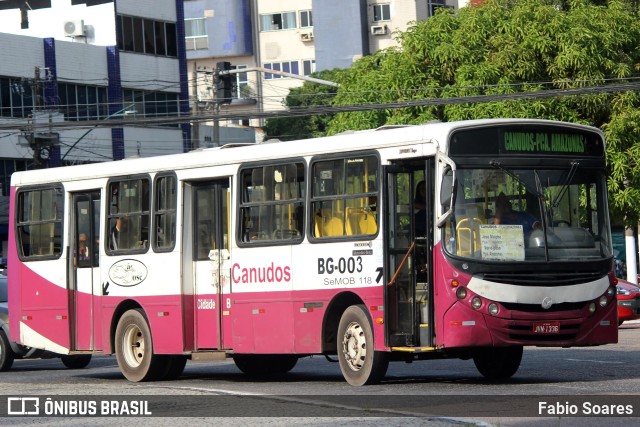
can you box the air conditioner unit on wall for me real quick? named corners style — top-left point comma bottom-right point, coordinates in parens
top-left (64, 20), bottom-right (85, 37)
top-left (299, 32), bottom-right (314, 42)
top-left (370, 25), bottom-right (387, 36)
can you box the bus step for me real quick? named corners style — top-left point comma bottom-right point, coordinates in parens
top-left (390, 346), bottom-right (437, 353)
top-left (191, 351), bottom-right (228, 361)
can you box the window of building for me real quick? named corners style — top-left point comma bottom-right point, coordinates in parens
top-left (231, 65), bottom-right (250, 98)
top-left (116, 15), bottom-right (178, 58)
top-left (259, 12), bottom-right (296, 31)
top-left (264, 61), bottom-right (300, 80)
top-left (16, 186), bottom-right (64, 259)
top-left (310, 155), bottom-right (379, 239)
top-left (300, 10), bottom-right (313, 28)
top-left (0, 77), bottom-right (35, 119)
top-left (122, 89), bottom-right (179, 121)
top-left (58, 83), bottom-right (108, 121)
top-left (373, 3), bottom-right (391, 21)
top-left (185, 18), bottom-right (208, 50)
top-left (0, 159), bottom-right (27, 196)
top-left (107, 177), bottom-right (150, 253)
top-left (303, 59), bottom-right (316, 76)
top-left (428, 0), bottom-right (452, 16)
top-left (239, 162), bottom-right (305, 244)
top-left (153, 174), bottom-right (177, 251)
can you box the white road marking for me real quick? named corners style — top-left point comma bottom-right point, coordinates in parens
top-left (565, 358), bottom-right (623, 364)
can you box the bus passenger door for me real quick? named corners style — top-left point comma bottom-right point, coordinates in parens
top-left (185, 179), bottom-right (231, 350)
top-left (384, 161), bottom-right (434, 348)
top-left (70, 191), bottom-right (101, 351)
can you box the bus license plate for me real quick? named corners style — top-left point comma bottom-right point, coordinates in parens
top-left (533, 321), bottom-right (560, 334)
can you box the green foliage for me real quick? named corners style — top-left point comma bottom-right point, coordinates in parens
top-left (324, 0), bottom-right (640, 226)
top-left (262, 69), bottom-right (344, 141)
top-left (267, 0), bottom-right (640, 225)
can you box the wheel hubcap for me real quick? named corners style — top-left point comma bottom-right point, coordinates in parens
top-left (342, 321), bottom-right (366, 372)
top-left (122, 324), bottom-right (144, 368)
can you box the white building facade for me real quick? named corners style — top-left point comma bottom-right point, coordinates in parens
top-left (0, 0), bottom-right (191, 170)
top-left (0, 0), bottom-right (192, 248)
top-left (184, 0), bottom-right (468, 128)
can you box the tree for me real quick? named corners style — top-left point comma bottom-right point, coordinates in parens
top-left (262, 69), bottom-right (344, 141)
top-left (326, 0), bottom-right (640, 227)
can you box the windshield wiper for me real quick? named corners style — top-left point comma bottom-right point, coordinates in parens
top-left (489, 160), bottom-right (544, 199)
top-left (551, 161), bottom-right (579, 209)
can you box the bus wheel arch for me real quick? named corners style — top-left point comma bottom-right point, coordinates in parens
top-left (113, 306), bottom-right (165, 382)
top-left (337, 304), bottom-right (389, 386)
top-left (109, 299), bottom-right (143, 355)
top-left (322, 292), bottom-right (364, 355)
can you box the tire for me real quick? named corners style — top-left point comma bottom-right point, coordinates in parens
top-left (473, 346), bottom-right (523, 380)
top-left (337, 305), bottom-right (389, 386)
top-left (61, 354), bottom-right (92, 369)
top-left (233, 354), bottom-right (298, 376)
top-left (115, 309), bottom-right (165, 382)
top-left (0, 330), bottom-right (15, 372)
top-left (159, 355), bottom-right (187, 380)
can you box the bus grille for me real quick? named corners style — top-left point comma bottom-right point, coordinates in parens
top-left (501, 301), bottom-right (586, 313)
top-left (480, 271), bottom-right (604, 287)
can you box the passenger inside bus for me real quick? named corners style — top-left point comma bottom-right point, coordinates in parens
top-left (110, 217), bottom-right (127, 250)
top-left (493, 192), bottom-right (540, 233)
top-left (78, 233), bottom-right (90, 261)
top-left (414, 180), bottom-right (428, 280)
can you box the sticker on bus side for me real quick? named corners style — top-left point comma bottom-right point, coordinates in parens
top-left (108, 259), bottom-right (148, 287)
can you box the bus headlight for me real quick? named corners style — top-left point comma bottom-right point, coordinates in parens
top-left (488, 303), bottom-right (499, 316)
top-left (588, 302), bottom-right (597, 313)
top-left (456, 287), bottom-right (467, 299)
top-left (471, 296), bottom-right (482, 309)
top-left (598, 295), bottom-right (608, 308)
top-left (606, 286), bottom-right (615, 298)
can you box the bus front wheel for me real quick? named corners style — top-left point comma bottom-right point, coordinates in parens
top-left (473, 346), bottom-right (523, 380)
top-left (337, 305), bottom-right (388, 386)
top-left (115, 309), bottom-right (164, 382)
top-left (61, 354), bottom-right (92, 369)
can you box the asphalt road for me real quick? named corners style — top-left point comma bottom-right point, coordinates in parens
top-left (1, 322), bottom-right (640, 426)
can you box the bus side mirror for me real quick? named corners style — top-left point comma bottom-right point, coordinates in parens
top-left (436, 171), bottom-right (455, 228)
top-left (440, 174), bottom-right (453, 207)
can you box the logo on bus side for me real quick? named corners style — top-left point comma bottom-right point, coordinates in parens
top-left (108, 259), bottom-right (148, 287)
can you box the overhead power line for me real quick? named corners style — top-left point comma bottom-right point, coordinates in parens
top-left (0, 80), bottom-right (639, 133)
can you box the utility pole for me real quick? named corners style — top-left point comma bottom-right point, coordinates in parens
top-left (213, 61), bottom-right (233, 147)
top-left (27, 66), bottom-right (57, 169)
top-left (192, 63), bottom-right (200, 149)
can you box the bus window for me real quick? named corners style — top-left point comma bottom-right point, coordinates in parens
top-left (153, 174), bottom-right (177, 251)
top-left (239, 162), bottom-right (304, 244)
top-left (310, 155), bottom-right (378, 238)
top-left (16, 187), bottom-right (63, 258)
top-left (106, 177), bottom-right (150, 253)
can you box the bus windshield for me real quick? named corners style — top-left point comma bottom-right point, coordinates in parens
top-left (442, 166), bottom-right (612, 263)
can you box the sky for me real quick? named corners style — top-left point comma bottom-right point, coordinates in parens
top-left (0, 0), bottom-right (116, 46)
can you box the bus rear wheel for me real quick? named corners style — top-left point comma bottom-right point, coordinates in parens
top-left (473, 346), bottom-right (523, 380)
top-left (0, 330), bottom-right (15, 372)
top-left (337, 305), bottom-right (388, 386)
top-left (233, 354), bottom-right (298, 376)
top-left (115, 309), bottom-right (165, 382)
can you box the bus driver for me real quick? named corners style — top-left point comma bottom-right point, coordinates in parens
top-left (493, 192), bottom-right (540, 233)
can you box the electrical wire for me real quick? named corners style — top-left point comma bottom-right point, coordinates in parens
top-left (2, 79), bottom-right (638, 133)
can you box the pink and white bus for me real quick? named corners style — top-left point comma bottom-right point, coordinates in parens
top-left (8, 119), bottom-right (618, 385)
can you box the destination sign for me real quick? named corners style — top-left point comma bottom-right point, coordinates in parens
top-left (449, 125), bottom-right (604, 157)
top-left (502, 131), bottom-right (585, 154)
